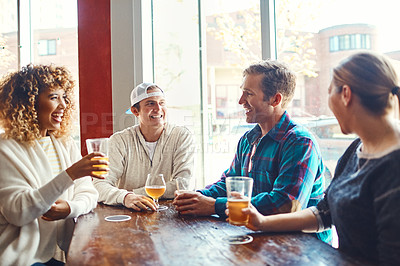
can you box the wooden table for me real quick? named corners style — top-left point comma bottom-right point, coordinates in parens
top-left (67, 201), bottom-right (372, 266)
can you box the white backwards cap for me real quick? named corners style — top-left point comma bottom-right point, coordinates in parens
top-left (126, 82), bottom-right (164, 114)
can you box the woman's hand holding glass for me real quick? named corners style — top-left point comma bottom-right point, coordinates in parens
top-left (226, 203), bottom-right (267, 231)
top-left (85, 138), bottom-right (109, 178)
top-left (66, 152), bottom-right (110, 180)
top-left (226, 177), bottom-right (253, 226)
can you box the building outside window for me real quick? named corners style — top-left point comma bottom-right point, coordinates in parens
top-left (330, 33), bottom-right (371, 52)
top-left (38, 39), bottom-right (57, 56)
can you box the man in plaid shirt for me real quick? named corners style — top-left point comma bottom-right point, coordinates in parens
top-left (173, 60), bottom-right (331, 243)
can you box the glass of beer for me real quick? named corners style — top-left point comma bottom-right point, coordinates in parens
top-left (226, 176), bottom-right (253, 226)
top-left (145, 173), bottom-right (168, 211)
top-left (85, 138), bottom-right (109, 177)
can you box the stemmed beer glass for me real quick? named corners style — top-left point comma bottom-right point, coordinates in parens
top-left (145, 173), bottom-right (168, 211)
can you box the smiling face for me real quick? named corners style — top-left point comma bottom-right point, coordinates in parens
top-left (132, 87), bottom-right (167, 129)
top-left (36, 87), bottom-right (67, 137)
top-left (238, 74), bottom-right (274, 125)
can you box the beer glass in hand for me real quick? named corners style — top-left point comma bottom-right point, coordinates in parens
top-left (226, 176), bottom-right (253, 226)
top-left (86, 138), bottom-right (109, 177)
top-left (224, 176), bottom-right (254, 245)
top-left (145, 173), bottom-right (168, 211)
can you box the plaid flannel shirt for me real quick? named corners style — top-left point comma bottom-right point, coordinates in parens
top-left (200, 111), bottom-right (326, 217)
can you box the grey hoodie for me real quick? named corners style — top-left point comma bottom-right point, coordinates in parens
top-left (93, 123), bottom-right (194, 205)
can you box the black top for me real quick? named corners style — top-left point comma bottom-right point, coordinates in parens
top-left (317, 139), bottom-right (400, 265)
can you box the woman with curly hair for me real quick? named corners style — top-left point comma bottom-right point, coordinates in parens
top-left (0, 64), bottom-right (107, 265)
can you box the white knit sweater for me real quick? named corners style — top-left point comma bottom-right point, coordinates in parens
top-left (0, 134), bottom-right (98, 265)
top-left (94, 123), bottom-right (194, 205)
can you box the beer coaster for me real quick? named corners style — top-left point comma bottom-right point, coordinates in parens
top-left (223, 235), bottom-right (253, 245)
top-left (104, 215), bottom-right (131, 222)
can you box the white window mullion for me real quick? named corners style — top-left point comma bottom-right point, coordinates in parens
top-left (260, 0), bottom-right (276, 60)
top-left (18, 0), bottom-right (33, 68)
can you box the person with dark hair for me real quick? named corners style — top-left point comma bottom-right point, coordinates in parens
top-left (0, 64), bottom-right (104, 265)
top-left (174, 60), bottom-right (331, 243)
top-left (228, 52), bottom-right (400, 264)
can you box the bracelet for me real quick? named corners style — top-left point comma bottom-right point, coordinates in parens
top-left (309, 206), bottom-right (325, 232)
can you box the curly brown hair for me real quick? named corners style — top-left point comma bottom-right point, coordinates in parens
top-left (0, 64), bottom-right (76, 145)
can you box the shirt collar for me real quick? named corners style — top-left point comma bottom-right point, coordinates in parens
top-left (245, 111), bottom-right (293, 143)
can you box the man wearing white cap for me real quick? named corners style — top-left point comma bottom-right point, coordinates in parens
top-left (93, 83), bottom-right (194, 211)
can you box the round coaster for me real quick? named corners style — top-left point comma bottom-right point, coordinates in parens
top-left (104, 215), bottom-right (131, 222)
top-left (223, 235), bottom-right (253, 245)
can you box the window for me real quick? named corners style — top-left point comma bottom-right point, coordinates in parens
top-left (0, 0), bottom-right (18, 77)
top-left (150, 0), bottom-right (261, 186)
top-left (31, 0), bottom-right (79, 141)
top-left (0, 0), bottom-right (79, 142)
top-left (146, 0), bottom-right (400, 188)
top-left (38, 39), bottom-right (57, 56)
top-left (276, 0), bottom-right (399, 176)
top-left (0, 0), bottom-right (17, 133)
top-left (31, 0), bottom-right (79, 79)
top-left (329, 36), bottom-right (339, 52)
top-left (330, 33), bottom-right (371, 52)
top-left (363, 34), bottom-right (371, 49)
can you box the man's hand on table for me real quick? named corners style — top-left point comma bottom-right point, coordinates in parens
top-left (173, 191), bottom-right (216, 216)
